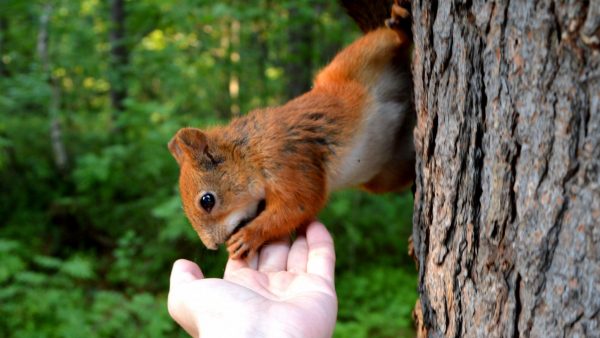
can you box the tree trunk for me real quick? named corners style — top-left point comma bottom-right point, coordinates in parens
top-left (228, 18), bottom-right (241, 117)
top-left (109, 0), bottom-right (128, 124)
top-left (254, 0), bottom-right (271, 107)
top-left (217, 16), bottom-right (233, 120)
top-left (0, 15), bottom-right (8, 77)
top-left (285, 4), bottom-right (313, 100)
top-left (37, 3), bottom-right (68, 173)
top-left (411, 1), bottom-right (599, 337)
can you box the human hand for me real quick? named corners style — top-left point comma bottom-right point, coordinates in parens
top-left (168, 221), bottom-right (337, 338)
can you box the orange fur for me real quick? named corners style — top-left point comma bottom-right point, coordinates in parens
top-left (168, 5), bottom-right (413, 259)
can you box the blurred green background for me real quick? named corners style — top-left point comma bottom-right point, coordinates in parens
top-left (0, 0), bottom-right (417, 337)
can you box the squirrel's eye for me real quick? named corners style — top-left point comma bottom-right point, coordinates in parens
top-left (199, 193), bottom-right (216, 212)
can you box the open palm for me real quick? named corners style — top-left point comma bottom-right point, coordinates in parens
top-left (168, 222), bottom-right (337, 338)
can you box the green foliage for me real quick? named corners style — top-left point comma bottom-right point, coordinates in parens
top-left (335, 267), bottom-right (418, 338)
top-left (0, 239), bottom-right (182, 338)
top-left (323, 192), bottom-right (417, 338)
top-left (322, 191), bottom-right (414, 271)
top-left (0, 0), bottom-right (416, 336)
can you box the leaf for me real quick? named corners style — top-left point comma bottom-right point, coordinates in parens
top-left (0, 239), bottom-right (20, 252)
top-left (33, 255), bottom-right (63, 269)
top-left (60, 256), bottom-right (95, 280)
top-left (0, 255), bottom-right (25, 283)
top-left (15, 271), bottom-right (48, 286)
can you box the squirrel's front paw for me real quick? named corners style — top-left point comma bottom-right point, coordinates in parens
top-left (226, 227), bottom-right (263, 260)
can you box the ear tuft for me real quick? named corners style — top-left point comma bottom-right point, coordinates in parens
top-left (168, 128), bottom-right (207, 165)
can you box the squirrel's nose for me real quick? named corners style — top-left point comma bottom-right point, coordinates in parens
top-left (197, 231), bottom-right (219, 250)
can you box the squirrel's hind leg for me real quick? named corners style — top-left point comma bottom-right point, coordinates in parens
top-left (385, 0), bottom-right (411, 34)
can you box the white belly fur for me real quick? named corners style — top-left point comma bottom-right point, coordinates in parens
top-left (328, 68), bottom-right (409, 191)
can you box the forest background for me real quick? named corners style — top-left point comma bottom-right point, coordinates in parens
top-left (0, 0), bottom-right (417, 337)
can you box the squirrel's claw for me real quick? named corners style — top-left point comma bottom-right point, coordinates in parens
top-left (227, 228), bottom-right (259, 260)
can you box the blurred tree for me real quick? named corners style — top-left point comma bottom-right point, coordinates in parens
top-left (228, 17), bottom-right (241, 116)
top-left (285, 1), bottom-right (313, 99)
top-left (109, 0), bottom-right (129, 129)
top-left (37, 2), bottom-right (67, 172)
top-left (0, 15), bottom-right (8, 77)
top-left (251, 0), bottom-right (270, 106)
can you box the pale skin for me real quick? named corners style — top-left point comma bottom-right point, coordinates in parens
top-left (168, 221), bottom-right (338, 338)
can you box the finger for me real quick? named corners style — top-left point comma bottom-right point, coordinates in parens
top-left (306, 221), bottom-right (336, 283)
top-left (247, 250), bottom-right (259, 270)
top-left (224, 254), bottom-right (249, 277)
top-left (287, 234), bottom-right (308, 273)
top-left (167, 291), bottom-right (199, 338)
top-left (168, 259), bottom-right (203, 337)
top-left (258, 237), bottom-right (290, 272)
top-left (224, 250), bottom-right (260, 277)
top-left (170, 259), bottom-right (204, 288)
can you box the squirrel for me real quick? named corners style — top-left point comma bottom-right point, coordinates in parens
top-left (168, 0), bottom-right (414, 259)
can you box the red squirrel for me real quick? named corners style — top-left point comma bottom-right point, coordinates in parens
top-left (168, 0), bottom-right (414, 259)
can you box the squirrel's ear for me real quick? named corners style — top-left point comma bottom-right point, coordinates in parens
top-left (168, 128), bottom-right (208, 165)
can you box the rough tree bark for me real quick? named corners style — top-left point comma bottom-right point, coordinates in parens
top-left (411, 1), bottom-right (599, 337)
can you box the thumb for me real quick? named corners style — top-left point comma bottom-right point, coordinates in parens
top-left (170, 259), bottom-right (204, 288)
top-left (168, 259), bottom-right (204, 338)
